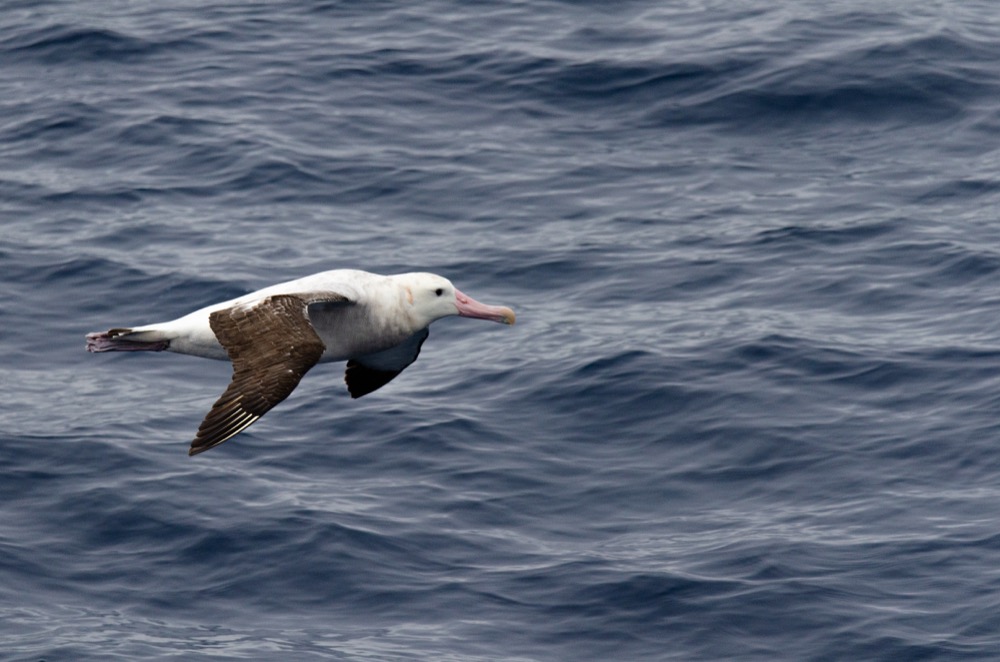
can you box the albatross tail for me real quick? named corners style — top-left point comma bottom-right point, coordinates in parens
top-left (86, 328), bottom-right (170, 353)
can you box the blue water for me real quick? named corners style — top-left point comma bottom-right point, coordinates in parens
top-left (4, 1), bottom-right (1000, 659)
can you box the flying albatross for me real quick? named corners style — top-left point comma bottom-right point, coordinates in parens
top-left (86, 269), bottom-right (515, 455)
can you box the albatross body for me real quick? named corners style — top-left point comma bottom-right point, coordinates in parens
top-left (86, 269), bottom-right (515, 455)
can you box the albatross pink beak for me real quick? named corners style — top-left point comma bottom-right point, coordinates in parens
top-left (454, 288), bottom-right (516, 325)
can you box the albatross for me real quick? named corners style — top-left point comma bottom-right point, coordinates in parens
top-left (85, 269), bottom-right (515, 455)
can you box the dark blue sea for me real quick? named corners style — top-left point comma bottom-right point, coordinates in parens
top-left (4, 1), bottom-right (1000, 659)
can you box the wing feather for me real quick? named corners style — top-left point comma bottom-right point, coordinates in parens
top-left (344, 329), bottom-right (429, 399)
top-left (189, 291), bottom-right (349, 455)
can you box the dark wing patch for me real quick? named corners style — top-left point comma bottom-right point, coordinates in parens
top-left (344, 363), bottom-right (404, 399)
top-left (189, 292), bottom-right (348, 455)
top-left (345, 329), bottom-right (428, 399)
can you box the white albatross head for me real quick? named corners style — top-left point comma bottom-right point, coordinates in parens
top-left (397, 273), bottom-right (516, 328)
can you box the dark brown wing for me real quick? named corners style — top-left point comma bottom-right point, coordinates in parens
top-left (345, 329), bottom-right (429, 398)
top-left (189, 292), bottom-right (349, 455)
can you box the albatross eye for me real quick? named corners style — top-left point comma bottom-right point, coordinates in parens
top-left (435, 288), bottom-right (444, 297)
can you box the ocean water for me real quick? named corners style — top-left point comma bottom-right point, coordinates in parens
top-left (3, 0), bottom-right (1000, 659)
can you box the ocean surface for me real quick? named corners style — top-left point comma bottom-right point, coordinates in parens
top-left (3, 1), bottom-right (1000, 660)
